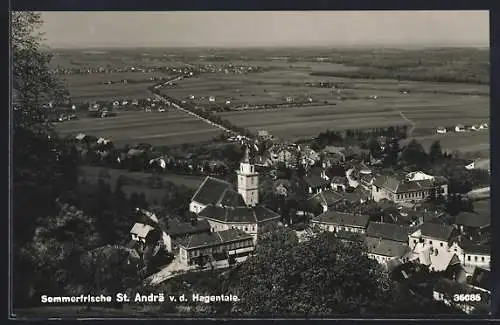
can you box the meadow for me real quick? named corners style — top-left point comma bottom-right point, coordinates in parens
top-left (55, 110), bottom-right (224, 147)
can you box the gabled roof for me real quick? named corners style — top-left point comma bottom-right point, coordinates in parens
top-left (323, 146), bottom-right (346, 155)
top-left (456, 236), bottom-right (490, 255)
top-left (312, 210), bottom-right (370, 228)
top-left (160, 218), bottom-right (211, 237)
top-left (179, 228), bottom-right (253, 250)
top-left (421, 222), bottom-right (455, 241)
top-left (198, 204), bottom-right (281, 224)
top-left (191, 176), bottom-right (245, 207)
top-left (372, 175), bottom-right (440, 194)
top-left (335, 230), bottom-right (365, 242)
top-left (365, 237), bottom-right (411, 258)
top-left (311, 190), bottom-right (344, 206)
top-left (366, 222), bottom-right (410, 242)
top-left (455, 212), bottom-right (490, 229)
top-left (303, 174), bottom-right (330, 189)
top-left (130, 223), bottom-right (154, 238)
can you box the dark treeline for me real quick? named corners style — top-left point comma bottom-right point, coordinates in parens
top-left (311, 67), bottom-right (489, 85)
top-left (305, 125), bottom-right (409, 151)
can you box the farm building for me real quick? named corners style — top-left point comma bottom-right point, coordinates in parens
top-left (436, 127), bottom-right (447, 134)
top-left (455, 124), bottom-right (466, 132)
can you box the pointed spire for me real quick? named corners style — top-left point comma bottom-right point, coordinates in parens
top-left (242, 145), bottom-right (251, 163)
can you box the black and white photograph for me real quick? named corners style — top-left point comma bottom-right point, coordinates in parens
top-left (11, 10), bottom-right (491, 318)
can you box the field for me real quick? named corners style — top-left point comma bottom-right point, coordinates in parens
top-left (61, 72), bottom-right (174, 102)
top-left (52, 48), bottom-right (490, 157)
top-left (400, 131), bottom-right (490, 158)
top-left (55, 110), bottom-right (224, 147)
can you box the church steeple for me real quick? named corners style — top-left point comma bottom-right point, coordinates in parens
top-left (237, 145), bottom-right (259, 207)
top-left (242, 145), bottom-right (252, 164)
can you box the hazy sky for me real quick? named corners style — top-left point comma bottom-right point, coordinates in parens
top-left (40, 11), bottom-right (489, 48)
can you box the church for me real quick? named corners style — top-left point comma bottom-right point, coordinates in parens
top-left (189, 146), bottom-right (281, 243)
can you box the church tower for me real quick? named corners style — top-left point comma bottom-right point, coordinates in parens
top-left (237, 146), bottom-right (259, 206)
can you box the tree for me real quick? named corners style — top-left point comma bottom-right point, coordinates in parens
top-left (367, 137), bottom-right (382, 158)
top-left (15, 204), bottom-right (101, 306)
top-left (12, 12), bottom-right (68, 131)
top-left (226, 231), bottom-right (394, 316)
top-left (79, 245), bottom-right (143, 296)
top-left (12, 12), bottom-right (73, 246)
top-left (429, 140), bottom-right (443, 163)
top-left (400, 139), bottom-right (428, 169)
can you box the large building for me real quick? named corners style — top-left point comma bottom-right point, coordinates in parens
top-left (178, 228), bottom-right (255, 267)
top-left (190, 146), bottom-right (281, 242)
top-left (372, 171), bottom-right (448, 204)
top-left (311, 210), bottom-right (370, 234)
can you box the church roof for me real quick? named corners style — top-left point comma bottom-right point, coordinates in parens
top-left (198, 205), bottom-right (281, 224)
top-left (191, 176), bottom-right (245, 207)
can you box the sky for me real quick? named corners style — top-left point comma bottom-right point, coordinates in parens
top-left (39, 11), bottom-right (489, 48)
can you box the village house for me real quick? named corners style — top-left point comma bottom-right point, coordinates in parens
top-left (310, 190), bottom-right (345, 213)
top-left (409, 222), bottom-right (456, 253)
top-left (408, 222), bottom-right (464, 272)
top-left (365, 237), bottom-right (411, 268)
top-left (311, 210), bottom-right (370, 234)
top-left (454, 211), bottom-right (490, 238)
top-left (451, 236), bottom-right (491, 271)
top-left (321, 146), bottom-right (346, 168)
top-left (366, 222), bottom-right (410, 243)
top-left (130, 223), bottom-right (156, 244)
top-left (257, 130), bottom-right (273, 140)
top-left (372, 172), bottom-right (448, 204)
top-left (178, 228), bottom-right (255, 267)
top-left (455, 124), bottom-right (466, 132)
top-left (269, 144), bottom-right (298, 168)
top-left (157, 218), bottom-right (211, 253)
top-left (364, 222), bottom-right (412, 268)
top-left (436, 126), bottom-right (447, 134)
top-left (303, 170), bottom-right (331, 194)
top-left (300, 146), bottom-right (321, 168)
top-left (310, 187), bottom-right (371, 213)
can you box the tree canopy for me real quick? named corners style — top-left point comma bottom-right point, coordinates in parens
top-left (226, 230), bottom-right (393, 316)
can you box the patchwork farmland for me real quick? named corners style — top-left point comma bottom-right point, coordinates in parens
top-left (53, 49), bottom-right (489, 157)
top-left (55, 110), bottom-right (224, 147)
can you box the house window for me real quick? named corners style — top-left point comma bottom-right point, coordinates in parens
top-left (429, 241), bottom-right (433, 245)
top-left (474, 256), bottom-right (478, 262)
top-left (468, 256), bottom-right (471, 261)
top-left (440, 243), bottom-right (443, 247)
top-left (481, 257), bottom-right (485, 262)
top-left (244, 227), bottom-right (248, 231)
top-left (413, 240), bottom-right (417, 244)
